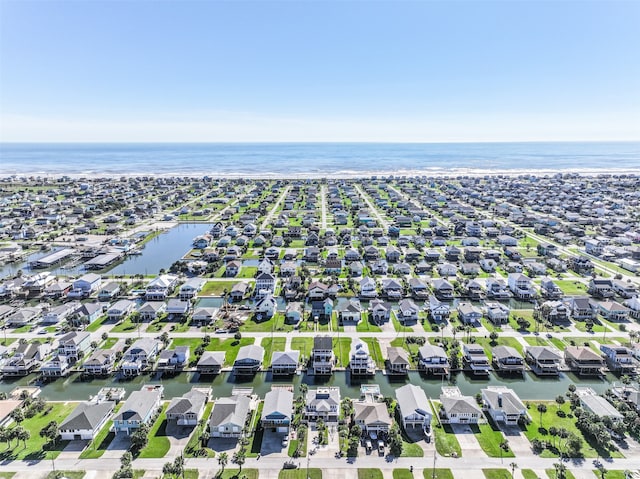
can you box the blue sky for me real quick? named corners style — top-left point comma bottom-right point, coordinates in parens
top-left (1, 0), bottom-right (639, 142)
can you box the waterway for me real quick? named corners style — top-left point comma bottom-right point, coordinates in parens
top-left (0, 369), bottom-right (616, 402)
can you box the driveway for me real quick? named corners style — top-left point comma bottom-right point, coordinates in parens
top-left (501, 425), bottom-right (533, 455)
top-left (450, 424), bottom-right (486, 458)
top-left (102, 433), bottom-right (130, 459)
top-left (260, 429), bottom-right (288, 457)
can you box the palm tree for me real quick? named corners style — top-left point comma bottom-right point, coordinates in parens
top-left (509, 462), bottom-right (518, 479)
top-left (15, 427), bottom-right (29, 448)
top-left (232, 448), bottom-right (246, 473)
top-left (553, 462), bottom-right (567, 479)
top-left (217, 451), bottom-right (228, 474)
top-left (537, 403), bottom-right (547, 429)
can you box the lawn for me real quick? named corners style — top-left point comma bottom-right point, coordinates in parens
top-left (262, 337), bottom-right (286, 368)
top-left (422, 470), bottom-right (454, 479)
top-left (358, 469), bottom-right (383, 479)
top-left (137, 403), bottom-right (170, 458)
top-left (46, 473), bottom-right (85, 479)
top-left (0, 402), bottom-right (76, 461)
top-left (291, 337), bottom-right (314, 364)
top-left (182, 470), bottom-right (199, 479)
top-left (100, 337), bottom-right (120, 349)
top-left (523, 402), bottom-right (624, 459)
top-left (215, 469), bottom-right (259, 479)
top-left (474, 336), bottom-right (524, 356)
top-left (523, 336), bottom-right (552, 347)
top-left (111, 316), bottom-right (145, 333)
top-left (356, 313), bottom-right (382, 332)
top-left (555, 280), bottom-right (588, 296)
top-left (472, 422), bottom-right (514, 458)
top-left (392, 312), bottom-right (414, 333)
top-left (393, 470), bottom-right (414, 479)
top-left (200, 280), bottom-right (243, 296)
top-left (0, 474), bottom-right (15, 479)
top-left (545, 469), bottom-right (576, 479)
top-left (184, 402), bottom-right (215, 458)
top-left (400, 440), bottom-right (424, 457)
top-left (240, 313), bottom-right (295, 333)
top-left (247, 401), bottom-right (264, 458)
top-left (79, 403), bottom-right (123, 458)
top-left (362, 337), bottom-right (385, 368)
top-left (521, 471), bottom-right (538, 479)
top-left (333, 337), bottom-right (352, 368)
top-left (433, 425), bottom-right (462, 458)
top-left (278, 470), bottom-right (322, 479)
top-left (172, 336), bottom-right (255, 366)
top-left (591, 472), bottom-right (628, 479)
top-left (482, 470), bottom-right (511, 479)
top-left (86, 315), bottom-right (109, 332)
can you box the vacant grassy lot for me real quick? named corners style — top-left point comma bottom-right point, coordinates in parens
top-left (356, 313), bottom-right (382, 332)
top-left (422, 470), bottom-right (454, 479)
top-left (362, 337), bottom-right (385, 368)
top-left (545, 469), bottom-right (576, 479)
top-left (472, 422), bottom-right (514, 458)
top-left (290, 337), bottom-right (314, 362)
top-left (392, 470), bottom-right (414, 479)
top-left (262, 337), bottom-right (286, 368)
top-left (0, 402), bottom-right (76, 461)
top-left (200, 280), bottom-right (244, 296)
top-left (172, 336), bottom-right (255, 366)
top-left (184, 402), bottom-right (215, 458)
top-left (215, 469), bottom-right (259, 479)
top-left (482, 469), bottom-right (511, 479)
top-left (333, 337), bottom-right (352, 367)
top-left (433, 425), bottom-right (462, 458)
top-left (46, 472), bottom-right (85, 479)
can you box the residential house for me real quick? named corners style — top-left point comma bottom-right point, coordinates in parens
top-left (284, 302), bottom-right (303, 325)
top-left (191, 307), bottom-right (217, 326)
top-left (540, 277), bottom-right (563, 300)
top-left (6, 307), bottom-right (41, 327)
top-left (98, 282), bottom-right (121, 301)
top-left (427, 295), bottom-right (450, 323)
top-left (120, 338), bottom-right (161, 377)
top-left (349, 339), bottom-right (376, 376)
top-left (439, 386), bottom-right (482, 424)
top-left (539, 300), bottom-right (570, 323)
top-left (569, 296), bottom-right (595, 320)
top-left (432, 279), bottom-right (454, 300)
top-left (71, 302), bottom-right (102, 328)
top-left (40, 354), bottom-right (71, 378)
top-left (138, 301), bottom-right (167, 321)
top-left (209, 394), bottom-right (251, 438)
top-left (508, 273), bottom-right (536, 300)
top-left (625, 296), bottom-right (640, 320)
top-left (60, 401), bottom-right (115, 440)
top-left (311, 299), bottom-right (333, 322)
top-left (83, 348), bottom-right (117, 376)
top-left (338, 298), bottom-right (363, 325)
top-left (107, 299), bottom-right (136, 321)
top-left (396, 384), bottom-right (432, 432)
top-left (271, 350), bottom-right (299, 376)
top-left (600, 344), bottom-right (636, 375)
top-left (179, 278), bottom-right (205, 300)
top-left (564, 346), bottom-right (604, 376)
top-left (588, 278), bottom-right (615, 299)
top-left (2, 342), bottom-right (49, 376)
top-left (525, 346), bottom-right (562, 376)
top-left (462, 343), bottom-right (491, 376)
top-left (57, 331), bottom-right (92, 362)
top-left (481, 387), bottom-right (527, 426)
top-left (145, 274), bottom-right (178, 300)
top-left (196, 351), bottom-right (225, 375)
top-left (42, 302), bottom-right (79, 324)
top-left (359, 277), bottom-right (378, 299)
top-left (156, 346), bottom-right (190, 373)
top-left (369, 299), bottom-right (391, 324)
top-left (233, 345), bottom-right (264, 375)
top-left (304, 387), bottom-right (341, 424)
top-left (255, 293), bottom-right (277, 320)
top-left (353, 399), bottom-right (392, 434)
top-left (598, 301), bottom-right (630, 322)
top-left (312, 336), bottom-right (335, 375)
top-left (381, 279), bottom-right (403, 300)
top-left (486, 279), bottom-right (512, 300)
top-left (255, 272), bottom-right (276, 297)
top-left (225, 260), bottom-right (241, 277)
top-left (485, 302), bottom-right (510, 326)
top-left (386, 347), bottom-right (410, 375)
top-left (491, 346), bottom-right (525, 374)
top-left (70, 273), bottom-right (102, 298)
top-left (575, 388), bottom-right (623, 421)
top-left (261, 388), bottom-right (294, 433)
top-left (409, 278), bottom-right (429, 300)
top-left (418, 344), bottom-right (449, 376)
top-left (457, 302), bottom-right (483, 325)
top-left (166, 388), bottom-right (209, 426)
top-left (112, 385), bottom-right (163, 435)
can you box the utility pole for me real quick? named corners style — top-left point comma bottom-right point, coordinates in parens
top-left (432, 450), bottom-right (436, 479)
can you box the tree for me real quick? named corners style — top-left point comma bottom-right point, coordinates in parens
top-left (555, 395), bottom-right (565, 413)
top-left (218, 451), bottom-right (228, 474)
top-left (232, 448), bottom-right (246, 473)
top-left (121, 451), bottom-right (133, 467)
top-left (553, 462), bottom-right (567, 479)
top-left (200, 430), bottom-right (210, 448)
top-left (10, 408), bottom-right (24, 424)
top-left (537, 403), bottom-right (547, 429)
top-left (160, 332), bottom-right (170, 347)
top-left (15, 426), bottom-right (29, 448)
top-left (130, 423), bottom-right (150, 451)
top-left (489, 331), bottom-right (499, 345)
top-left (40, 420), bottom-right (60, 446)
top-left (509, 462), bottom-right (518, 479)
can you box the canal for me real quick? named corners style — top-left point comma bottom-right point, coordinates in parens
top-left (0, 369), bottom-right (616, 402)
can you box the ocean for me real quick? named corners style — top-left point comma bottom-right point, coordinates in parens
top-left (1, 141), bottom-right (639, 177)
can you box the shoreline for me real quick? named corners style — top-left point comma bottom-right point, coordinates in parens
top-left (2, 167), bottom-right (639, 180)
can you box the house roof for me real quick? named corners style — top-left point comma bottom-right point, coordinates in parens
top-left (60, 401), bottom-right (114, 431)
top-left (396, 384), bottom-right (430, 419)
top-left (209, 395), bottom-right (251, 428)
top-left (271, 350), bottom-right (300, 366)
top-left (387, 346), bottom-right (410, 365)
top-left (526, 346), bottom-right (562, 361)
top-left (114, 388), bottom-right (162, 421)
top-left (314, 336), bottom-right (332, 350)
top-left (565, 346), bottom-right (603, 362)
top-left (419, 344), bottom-right (447, 359)
top-left (235, 345), bottom-right (264, 363)
top-left (167, 389), bottom-right (207, 417)
top-left (482, 387), bottom-right (525, 415)
top-left (492, 346), bottom-right (523, 360)
top-left (306, 387), bottom-right (340, 411)
top-left (197, 351), bottom-right (225, 366)
top-left (353, 401), bottom-right (392, 425)
top-left (262, 388), bottom-right (293, 420)
top-left (440, 395), bottom-right (482, 415)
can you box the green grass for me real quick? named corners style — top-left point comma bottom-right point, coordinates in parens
top-left (201, 280), bottom-right (245, 296)
top-left (523, 336), bottom-right (552, 347)
top-left (393, 470), bottom-right (414, 479)
top-left (79, 403), bottom-right (122, 458)
top-left (482, 470), bottom-right (511, 479)
top-left (433, 425), bottom-right (462, 458)
top-left (247, 401), bottom-right (264, 458)
top-left (0, 474), bottom-right (16, 479)
top-left (333, 337), bottom-right (352, 368)
top-left (591, 472), bottom-right (629, 479)
top-left (86, 315), bottom-right (109, 332)
top-left (279, 470), bottom-right (322, 479)
top-left (358, 469), bottom-right (383, 479)
top-left (240, 313), bottom-right (294, 333)
top-left (523, 402), bottom-right (623, 459)
top-left (356, 313), bottom-right (382, 332)
top-left (172, 336), bottom-right (255, 366)
top-left (46, 472), bottom-right (85, 479)
top-left (0, 402), bottom-right (76, 461)
top-left (215, 469), bottom-right (258, 479)
top-left (290, 337), bottom-right (314, 363)
top-left (400, 440), bottom-right (424, 457)
top-left (555, 280), bottom-right (588, 295)
top-left (521, 471), bottom-right (538, 479)
top-left (137, 403), bottom-right (170, 458)
top-left (422, 470), bottom-right (454, 479)
top-left (262, 337), bottom-right (286, 367)
top-left (392, 312), bottom-right (414, 333)
top-left (184, 402), bottom-right (215, 458)
top-left (362, 337), bottom-right (384, 368)
top-left (182, 470), bottom-right (199, 479)
top-left (473, 422), bottom-right (514, 458)
top-left (110, 316), bottom-right (145, 333)
top-left (545, 469), bottom-right (576, 479)
top-left (474, 336), bottom-right (524, 356)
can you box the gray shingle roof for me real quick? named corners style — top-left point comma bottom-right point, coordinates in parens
top-left (60, 401), bottom-right (114, 431)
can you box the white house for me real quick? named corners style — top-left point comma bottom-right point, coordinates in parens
top-left (60, 401), bottom-right (115, 440)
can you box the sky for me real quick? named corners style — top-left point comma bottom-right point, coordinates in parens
top-left (0, 0), bottom-right (639, 143)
